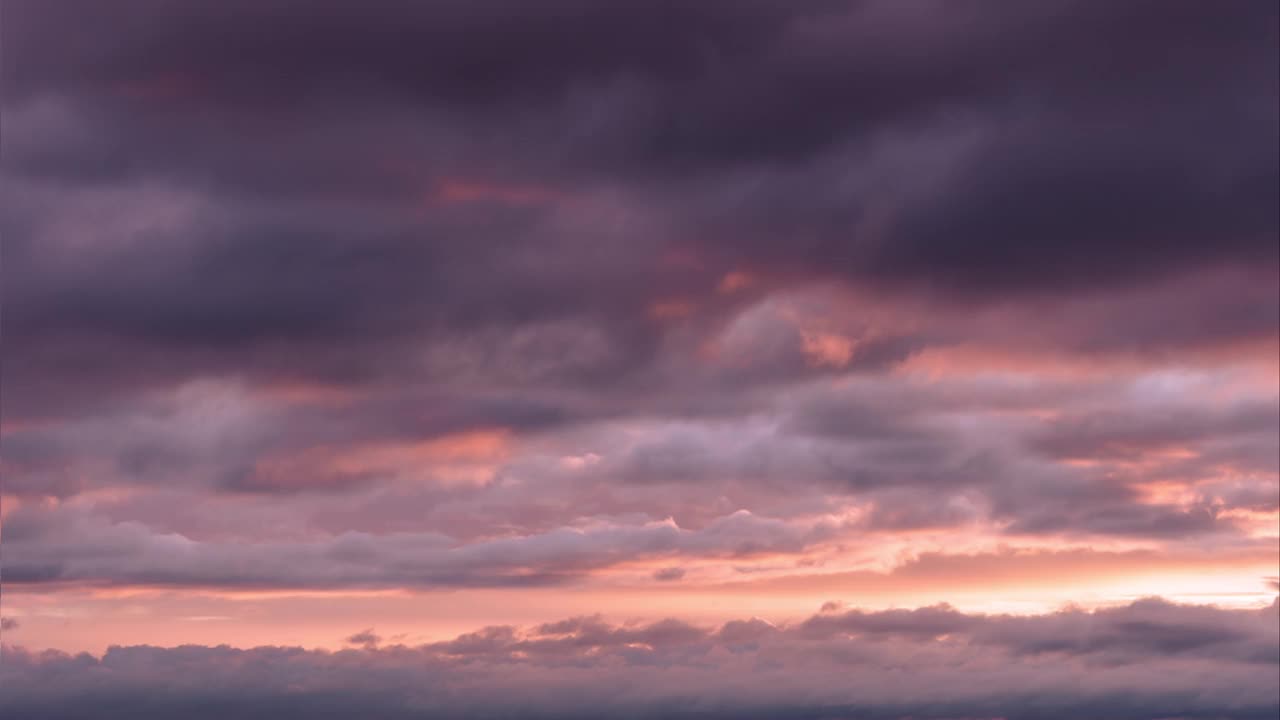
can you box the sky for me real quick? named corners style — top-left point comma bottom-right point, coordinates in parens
top-left (0, 1), bottom-right (1277, 718)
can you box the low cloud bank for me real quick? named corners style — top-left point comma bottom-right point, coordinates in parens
top-left (4, 597), bottom-right (1276, 719)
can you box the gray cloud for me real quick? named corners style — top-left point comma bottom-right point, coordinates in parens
top-left (344, 629), bottom-right (381, 649)
top-left (2, 598), bottom-right (1275, 719)
top-left (2, 503), bottom-right (834, 589)
top-left (652, 567), bottom-right (686, 582)
top-left (2, 0), bottom-right (1275, 422)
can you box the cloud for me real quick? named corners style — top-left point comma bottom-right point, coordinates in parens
top-left (5, 362), bottom-right (1272, 593)
top-left (2, 599), bottom-right (1275, 719)
top-left (345, 629), bottom-right (381, 649)
top-left (2, 0), bottom-right (1275, 422)
top-left (2, 504), bottom-right (834, 589)
top-left (652, 567), bottom-right (686, 582)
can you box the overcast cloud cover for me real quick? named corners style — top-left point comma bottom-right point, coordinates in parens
top-left (1, 1), bottom-right (1277, 718)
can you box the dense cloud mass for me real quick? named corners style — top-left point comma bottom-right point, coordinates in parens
top-left (3, 0), bottom-right (1277, 418)
top-left (1, 0), bottom-right (1277, 717)
top-left (2, 599), bottom-right (1278, 720)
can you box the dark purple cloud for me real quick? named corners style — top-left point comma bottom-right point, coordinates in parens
top-left (2, 0), bottom-right (1275, 418)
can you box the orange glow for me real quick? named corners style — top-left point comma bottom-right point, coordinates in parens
top-left (717, 271), bottom-right (755, 294)
top-left (429, 179), bottom-right (562, 206)
top-left (7, 544), bottom-right (1275, 655)
top-left (249, 429), bottom-right (511, 489)
top-left (895, 339), bottom-right (1280, 389)
top-left (800, 331), bottom-right (855, 368)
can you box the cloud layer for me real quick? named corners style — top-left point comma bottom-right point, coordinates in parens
top-left (4, 599), bottom-right (1277, 719)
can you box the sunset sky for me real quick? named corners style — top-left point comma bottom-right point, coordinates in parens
top-left (2, 1), bottom-right (1278, 718)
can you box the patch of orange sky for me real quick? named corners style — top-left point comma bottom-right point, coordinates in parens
top-left (428, 179), bottom-right (563, 206)
top-left (6, 541), bottom-right (1275, 655)
top-left (250, 428), bottom-right (511, 489)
